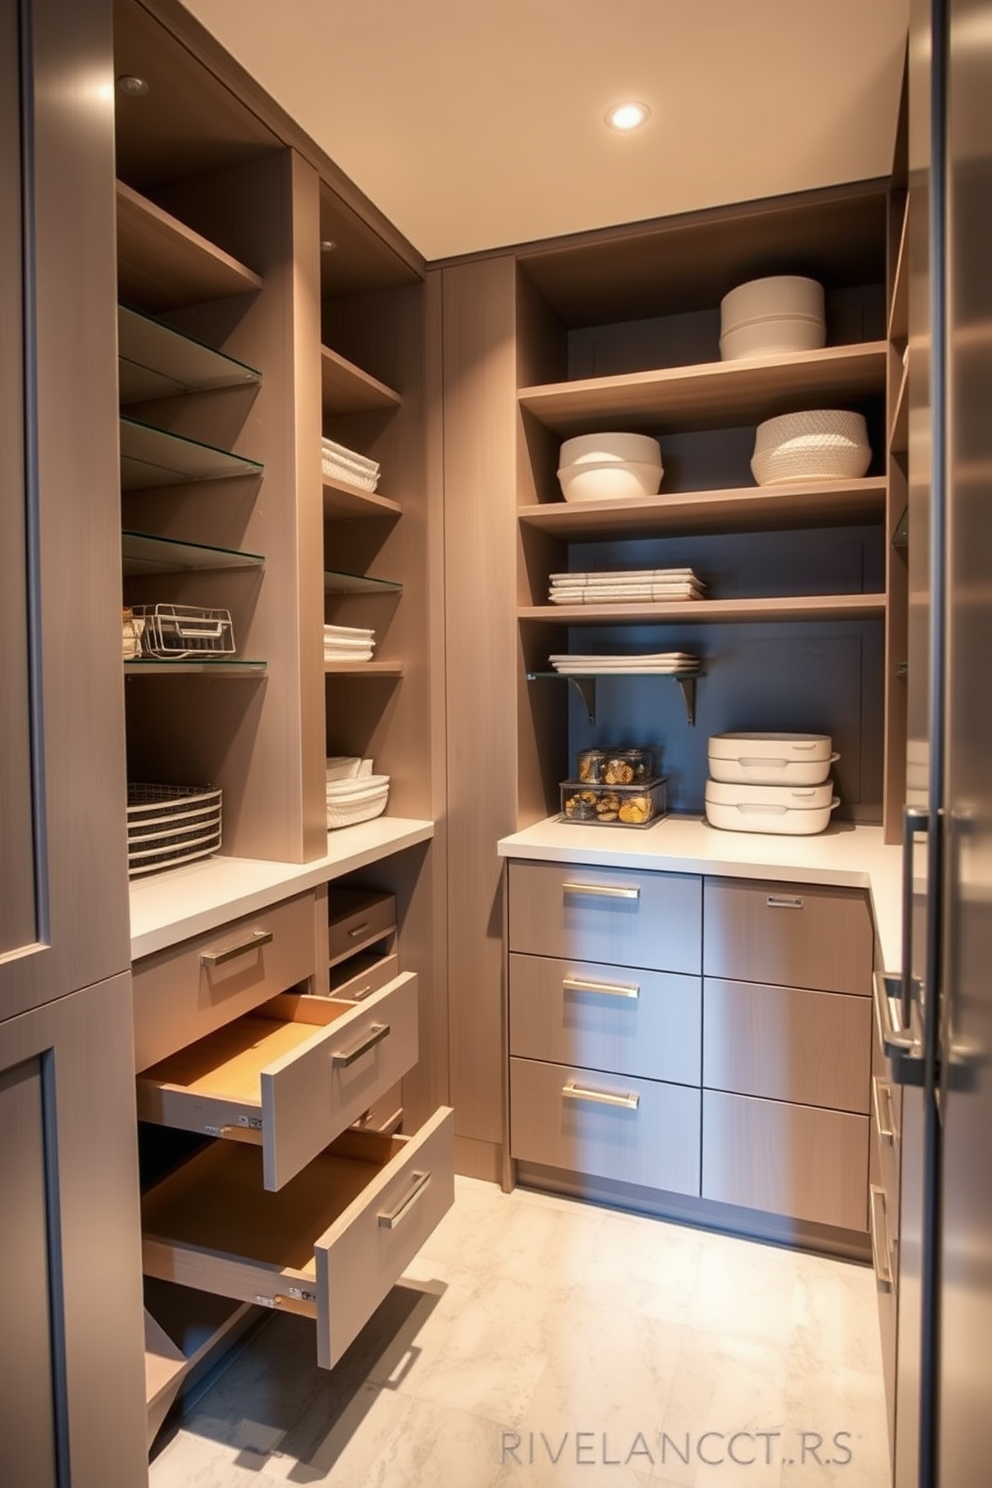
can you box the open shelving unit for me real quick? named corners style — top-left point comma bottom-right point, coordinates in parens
top-left (116, 180), bottom-right (262, 313)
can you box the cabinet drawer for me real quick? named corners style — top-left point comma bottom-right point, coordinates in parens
top-left (133, 893), bottom-right (318, 1071)
top-left (509, 1056), bottom-right (700, 1196)
top-left (330, 951), bottom-right (399, 1001)
top-left (142, 1106), bottom-right (454, 1372)
top-left (509, 953), bottom-right (701, 1087)
top-left (136, 973), bottom-right (419, 1191)
top-left (702, 1090), bottom-right (868, 1231)
top-left (703, 878), bottom-right (873, 995)
top-left (703, 978), bottom-right (871, 1113)
top-left (508, 861), bottom-right (701, 974)
top-left (328, 890), bottom-right (396, 966)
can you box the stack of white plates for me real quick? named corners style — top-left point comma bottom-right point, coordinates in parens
top-left (705, 732), bottom-right (839, 835)
top-left (550, 652), bottom-right (700, 675)
top-left (719, 275), bottom-right (826, 361)
top-left (751, 410), bottom-right (871, 486)
top-left (556, 432), bottom-right (663, 502)
top-left (321, 437), bottom-right (380, 492)
top-left (548, 568), bottom-right (705, 604)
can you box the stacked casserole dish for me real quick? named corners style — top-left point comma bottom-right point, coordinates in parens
top-left (705, 732), bottom-right (839, 835)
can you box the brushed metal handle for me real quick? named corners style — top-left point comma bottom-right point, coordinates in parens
top-left (869, 1184), bottom-right (894, 1287)
top-left (874, 970), bottom-right (921, 1060)
top-left (562, 1081), bottom-right (639, 1110)
top-left (348, 922), bottom-right (370, 938)
top-left (872, 1075), bottom-right (896, 1142)
top-left (200, 929), bottom-right (273, 968)
top-left (331, 1022), bottom-right (390, 1068)
top-left (562, 975), bottom-right (640, 1000)
top-left (562, 882), bottom-right (639, 900)
top-left (377, 1169), bottom-right (430, 1229)
top-left (766, 895), bottom-right (803, 909)
top-left (901, 806), bottom-right (929, 1027)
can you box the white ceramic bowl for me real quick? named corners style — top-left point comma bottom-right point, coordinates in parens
top-left (751, 409), bottom-right (871, 486)
top-left (559, 432), bottom-right (661, 467)
top-left (721, 275), bottom-right (825, 331)
top-left (557, 459), bottom-right (663, 502)
top-left (719, 315), bottom-right (825, 361)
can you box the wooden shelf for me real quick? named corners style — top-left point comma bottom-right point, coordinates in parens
top-left (116, 181), bottom-right (262, 314)
top-left (322, 475), bottom-right (401, 521)
top-left (324, 660), bottom-right (404, 676)
top-left (518, 343), bottom-right (887, 437)
top-left (320, 344), bottom-right (401, 416)
top-left (888, 198), bottom-right (910, 344)
top-left (889, 360), bottom-right (909, 456)
top-left (519, 594), bottom-right (887, 624)
top-left (517, 477), bottom-right (888, 539)
top-left (124, 660), bottom-right (267, 675)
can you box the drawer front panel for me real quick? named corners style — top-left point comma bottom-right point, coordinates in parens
top-left (133, 892), bottom-right (318, 1071)
top-left (314, 1106), bottom-right (455, 1369)
top-left (510, 1057), bottom-right (700, 1196)
top-left (702, 1090), bottom-right (868, 1231)
top-left (703, 878), bottom-right (873, 995)
top-left (330, 951), bottom-right (399, 1002)
top-left (328, 890), bottom-right (396, 966)
top-left (508, 861), bottom-right (701, 974)
top-left (509, 953), bottom-right (701, 1086)
top-left (703, 978), bottom-right (871, 1113)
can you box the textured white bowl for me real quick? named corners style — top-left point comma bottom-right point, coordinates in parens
top-left (751, 409), bottom-right (871, 486)
top-left (557, 459), bottom-right (663, 502)
top-left (721, 275), bottom-right (825, 331)
top-left (560, 432), bottom-right (661, 467)
top-left (719, 315), bottom-right (825, 361)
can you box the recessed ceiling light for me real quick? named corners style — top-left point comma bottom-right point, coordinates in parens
top-left (605, 101), bottom-right (650, 132)
top-left (320, 240), bottom-right (338, 253)
top-left (117, 74), bottom-right (149, 96)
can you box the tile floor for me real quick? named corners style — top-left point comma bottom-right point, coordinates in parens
top-left (149, 1177), bottom-right (890, 1488)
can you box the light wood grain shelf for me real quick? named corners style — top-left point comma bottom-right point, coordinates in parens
top-left (320, 344), bottom-right (401, 416)
top-left (518, 342), bottom-right (888, 436)
top-left (322, 475), bottom-right (401, 521)
top-left (124, 660), bottom-right (267, 675)
top-left (116, 180), bottom-right (263, 314)
top-left (517, 477), bottom-right (888, 538)
top-left (323, 660), bottom-right (404, 677)
top-left (519, 593), bottom-right (887, 624)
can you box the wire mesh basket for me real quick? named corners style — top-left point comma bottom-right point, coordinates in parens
top-left (127, 783), bottom-right (222, 877)
top-left (127, 604), bottom-right (236, 659)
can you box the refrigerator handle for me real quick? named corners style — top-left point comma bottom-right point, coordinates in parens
top-left (902, 806), bottom-right (930, 1027)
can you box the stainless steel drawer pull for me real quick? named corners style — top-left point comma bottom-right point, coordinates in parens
top-left (348, 922), bottom-right (371, 937)
top-left (872, 1075), bottom-right (896, 1142)
top-left (765, 895), bottom-right (804, 909)
top-left (332, 1022), bottom-right (390, 1068)
top-left (562, 1081), bottom-right (639, 1111)
top-left (562, 882), bottom-right (639, 901)
top-left (562, 975), bottom-right (640, 1000)
top-left (869, 1183), bottom-right (893, 1287)
top-left (200, 929), bottom-right (273, 968)
top-left (377, 1169), bottom-right (431, 1229)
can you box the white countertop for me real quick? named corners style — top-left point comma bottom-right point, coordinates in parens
top-left (129, 818), bottom-right (434, 960)
top-left (498, 815), bottom-right (904, 972)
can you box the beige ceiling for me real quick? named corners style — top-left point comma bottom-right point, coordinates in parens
top-left (180, 0), bottom-right (909, 262)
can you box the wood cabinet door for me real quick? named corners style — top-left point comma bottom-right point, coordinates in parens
top-left (0, 0), bottom-right (130, 1023)
top-left (0, 977), bottom-right (147, 1487)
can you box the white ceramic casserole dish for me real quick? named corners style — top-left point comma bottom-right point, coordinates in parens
top-left (707, 732), bottom-right (836, 785)
top-left (705, 777), bottom-right (839, 835)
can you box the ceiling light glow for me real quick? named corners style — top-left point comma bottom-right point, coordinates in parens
top-left (605, 101), bottom-right (650, 132)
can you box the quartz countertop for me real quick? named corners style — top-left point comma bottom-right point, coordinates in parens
top-left (497, 815), bottom-right (904, 973)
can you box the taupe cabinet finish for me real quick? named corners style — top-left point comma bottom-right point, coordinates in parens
top-left (703, 878), bottom-right (874, 996)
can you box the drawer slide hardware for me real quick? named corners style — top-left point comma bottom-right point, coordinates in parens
top-left (562, 1081), bottom-right (639, 1111)
top-left (869, 1183), bottom-right (894, 1287)
top-left (562, 882), bottom-right (640, 901)
top-left (562, 975), bottom-right (640, 1000)
top-left (332, 1022), bottom-right (390, 1068)
top-left (765, 895), bottom-right (803, 909)
top-left (201, 929), bottom-right (273, 969)
top-left (377, 1169), bottom-right (431, 1229)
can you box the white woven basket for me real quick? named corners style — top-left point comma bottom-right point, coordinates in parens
top-left (326, 775), bottom-right (389, 829)
top-left (751, 410), bottom-right (871, 486)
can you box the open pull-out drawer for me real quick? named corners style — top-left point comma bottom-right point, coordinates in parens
top-left (141, 1106), bottom-right (455, 1371)
top-left (136, 973), bottom-right (419, 1191)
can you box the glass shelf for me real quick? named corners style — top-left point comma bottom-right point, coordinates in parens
top-left (122, 531), bottom-right (265, 576)
top-left (891, 504), bottom-right (909, 551)
top-left (526, 671), bottom-right (700, 726)
top-left (120, 416), bottom-right (264, 491)
top-left (124, 659), bottom-right (267, 675)
top-left (118, 306), bottom-right (261, 403)
top-left (324, 569), bottom-right (402, 595)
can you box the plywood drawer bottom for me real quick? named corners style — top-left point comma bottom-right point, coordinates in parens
top-left (702, 1090), bottom-right (868, 1232)
top-left (142, 1106), bottom-right (454, 1371)
top-left (136, 974), bottom-right (419, 1191)
top-left (510, 1057), bottom-right (700, 1197)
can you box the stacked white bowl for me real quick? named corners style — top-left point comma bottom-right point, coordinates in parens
top-left (719, 275), bottom-right (826, 361)
top-left (705, 732), bottom-right (840, 835)
top-left (557, 432), bottom-right (663, 503)
top-left (751, 409), bottom-right (872, 486)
